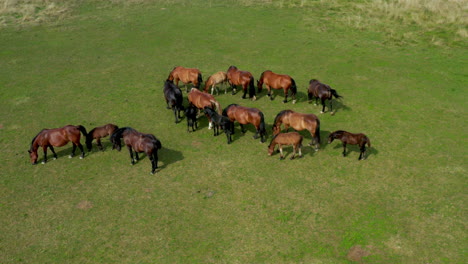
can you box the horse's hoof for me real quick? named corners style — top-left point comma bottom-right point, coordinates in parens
top-left (68, 155), bottom-right (73, 158)
top-left (80, 156), bottom-right (84, 159)
top-left (252, 96), bottom-right (257, 101)
top-left (320, 111), bottom-right (324, 114)
top-left (53, 157), bottom-right (57, 160)
top-left (290, 157), bottom-right (295, 160)
top-left (41, 161), bottom-right (46, 164)
top-left (292, 100), bottom-right (297, 104)
top-left (331, 111), bottom-right (335, 115)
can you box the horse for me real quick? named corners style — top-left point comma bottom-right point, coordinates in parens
top-left (328, 130), bottom-right (371, 160)
top-left (204, 71), bottom-right (228, 95)
top-left (204, 107), bottom-right (234, 144)
top-left (86, 123), bottom-right (119, 151)
top-left (185, 103), bottom-right (199, 132)
top-left (167, 66), bottom-right (203, 92)
top-left (226, 65), bottom-right (256, 100)
top-left (307, 79), bottom-right (342, 114)
top-left (110, 127), bottom-right (162, 174)
top-left (268, 132), bottom-right (303, 160)
top-left (28, 125), bottom-right (88, 164)
top-left (188, 88), bottom-right (221, 129)
top-left (257, 70), bottom-right (297, 104)
top-left (222, 103), bottom-right (266, 143)
top-left (163, 79), bottom-right (184, 123)
top-left (272, 110), bottom-right (321, 151)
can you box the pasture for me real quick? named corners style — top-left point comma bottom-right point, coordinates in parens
top-left (0, 0), bottom-right (466, 263)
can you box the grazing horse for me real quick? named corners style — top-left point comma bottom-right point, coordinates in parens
top-left (328, 130), bottom-right (371, 160)
top-left (28, 125), bottom-right (88, 164)
top-left (268, 132), bottom-right (303, 160)
top-left (185, 103), bottom-right (199, 132)
top-left (188, 88), bottom-right (221, 129)
top-left (110, 127), bottom-right (162, 174)
top-left (226, 65), bottom-right (256, 100)
top-left (222, 103), bottom-right (266, 143)
top-left (307, 79), bottom-right (342, 114)
top-left (204, 71), bottom-right (228, 95)
top-left (86, 123), bottom-right (119, 151)
top-left (163, 79), bottom-right (184, 123)
top-left (257, 70), bottom-right (297, 103)
top-left (204, 107), bottom-right (234, 144)
top-left (167, 66), bottom-right (203, 92)
top-left (272, 110), bottom-right (321, 151)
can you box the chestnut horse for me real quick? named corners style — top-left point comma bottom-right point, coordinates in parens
top-left (163, 79), bottom-right (184, 123)
top-left (268, 132), bottom-right (303, 160)
top-left (28, 125), bottom-right (88, 164)
top-left (272, 110), bottom-right (321, 151)
top-left (188, 88), bottom-right (221, 129)
top-left (86, 123), bottom-right (119, 151)
top-left (257, 70), bottom-right (297, 103)
top-left (308, 79), bottom-right (342, 114)
top-left (110, 127), bottom-right (162, 174)
top-left (328, 130), bottom-right (371, 160)
top-left (222, 103), bottom-right (266, 143)
top-left (204, 71), bottom-right (228, 95)
top-left (167, 66), bottom-right (203, 92)
top-left (226, 65), bottom-right (256, 100)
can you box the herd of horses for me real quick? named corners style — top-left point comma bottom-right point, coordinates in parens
top-left (28, 65), bottom-right (372, 174)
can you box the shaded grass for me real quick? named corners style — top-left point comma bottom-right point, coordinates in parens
top-left (0, 1), bottom-right (466, 263)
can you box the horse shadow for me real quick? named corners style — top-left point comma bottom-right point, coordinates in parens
top-left (86, 140), bottom-right (114, 155)
top-left (158, 146), bottom-right (184, 169)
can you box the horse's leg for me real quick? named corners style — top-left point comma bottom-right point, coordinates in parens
top-left (49, 146), bottom-right (58, 160)
top-left (298, 145), bottom-right (303, 158)
top-left (290, 145), bottom-right (296, 160)
top-left (342, 142), bottom-right (347, 157)
top-left (253, 126), bottom-right (259, 139)
top-left (151, 151), bottom-right (159, 174)
top-left (70, 144), bottom-right (76, 158)
top-left (283, 89), bottom-right (288, 103)
top-left (279, 145), bottom-right (285, 160)
top-left (173, 108), bottom-right (179, 123)
top-left (127, 145), bottom-right (135, 164)
top-left (242, 85), bottom-right (247, 99)
top-left (42, 146), bottom-right (48, 164)
top-left (268, 87), bottom-right (273, 101)
top-left (240, 124), bottom-right (246, 134)
top-left (97, 138), bottom-right (104, 151)
top-left (359, 144), bottom-right (366, 160)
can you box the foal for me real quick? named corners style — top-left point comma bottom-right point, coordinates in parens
top-left (268, 132), bottom-right (303, 160)
top-left (328, 130), bottom-right (371, 160)
top-left (86, 123), bottom-right (119, 151)
top-left (185, 104), bottom-right (199, 132)
top-left (203, 107), bottom-right (234, 144)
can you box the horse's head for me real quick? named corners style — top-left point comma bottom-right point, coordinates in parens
top-left (256, 79), bottom-right (263, 92)
top-left (328, 133), bottom-right (337, 144)
top-left (28, 149), bottom-right (38, 165)
top-left (109, 132), bottom-right (122, 151)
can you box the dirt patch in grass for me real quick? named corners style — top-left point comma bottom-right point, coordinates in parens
top-left (347, 245), bottom-right (371, 262)
top-left (76, 200), bottom-right (93, 210)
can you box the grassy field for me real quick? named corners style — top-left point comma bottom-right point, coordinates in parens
top-left (0, 0), bottom-right (466, 263)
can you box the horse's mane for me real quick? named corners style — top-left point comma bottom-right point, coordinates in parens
top-left (273, 110), bottom-right (293, 125)
top-left (331, 130), bottom-right (346, 138)
top-left (30, 129), bottom-right (46, 150)
top-left (111, 127), bottom-right (135, 141)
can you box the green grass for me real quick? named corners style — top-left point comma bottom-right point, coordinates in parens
top-left (0, 1), bottom-right (466, 263)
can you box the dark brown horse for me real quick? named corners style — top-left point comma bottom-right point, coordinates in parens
top-left (86, 123), bottom-right (119, 151)
top-left (308, 79), bottom-right (342, 114)
top-left (272, 110), bottom-right (321, 151)
top-left (257, 70), bottom-right (297, 103)
top-left (188, 88), bottom-right (221, 129)
top-left (328, 130), bottom-right (371, 160)
top-left (28, 125), bottom-right (88, 164)
top-left (110, 127), bottom-right (162, 174)
top-left (268, 132), bottom-right (303, 160)
top-left (226, 65), bottom-right (256, 100)
top-left (222, 103), bottom-right (266, 143)
top-left (163, 79), bottom-right (184, 123)
top-left (185, 103), bottom-right (199, 132)
top-left (167, 66), bottom-right (203, 92)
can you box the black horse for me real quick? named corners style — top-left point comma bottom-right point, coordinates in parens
top-left (328, 130), bottom-right (371, 160)
top-left (203, 106), bottom-right (234, 144)
top-left (164, 79), bottom-right (184, 123)
top-left (110, 127), bottom-right (162, 174)
top-left (307, 79), bottom-right (342, 114)
top-left (185, 103), bottom-right (198, 132)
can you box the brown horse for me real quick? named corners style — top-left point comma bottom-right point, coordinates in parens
top-left (204, 71), bottom-right (228, 95)
top-left (86, 123), bottom-right (119, 151)
top-left (188, 88), bottom-right (221, 129)
top-left (110, 127), bottom-right (162, 174)
top-left (307, 79), bottom-right (342, 114)
top-left (226, 65), bottom-right (256, 100)
top-left (28, 125), bottom-right (88, 164)
top-left (167, 66), bottom-right (203, 92)
top-left (222, 103), bottom-right (266, 143)
top-left (272, 110), bottom-right (321, 151)
top-left (268, 132), bottom-right (303, 160)
top-left (328, 130), bottom-right (371, 160)
top-left (257, 70), bottom-right (297, 103)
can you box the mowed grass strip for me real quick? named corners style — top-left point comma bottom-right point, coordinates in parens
top-left (0, 1), bottom-right (466, 263)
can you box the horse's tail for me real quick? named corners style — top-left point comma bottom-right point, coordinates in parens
top-left (154, 138), bottom-right (162, 149)
top-left (259, 111), bottom-right (266, 135)
top-left (330, 88), bottom-right (342, 99)
top-left (366, 136), bottom-right (371, 148)
top-left (248, 76), bottom-right (256, 99)
top-left (290, 78), bottom-right (297, 95)
top-left (197, 73), bottom-right (203, 88)
top-left (77, 125), bottom-right (88, 137)
top-left (85, 128), bottom-right (95, 150)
